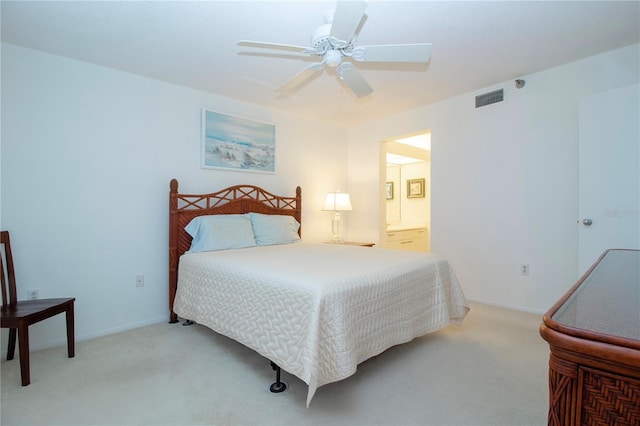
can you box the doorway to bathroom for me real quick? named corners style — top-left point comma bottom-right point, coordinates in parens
top-left (382, 131), bottom-right (431, 252)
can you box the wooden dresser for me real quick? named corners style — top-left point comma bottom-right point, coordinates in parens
top-left (539, 249), bottom-right (640, 426)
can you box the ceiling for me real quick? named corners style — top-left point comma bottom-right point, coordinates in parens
top-left (2, 1), bottom-right (639, 128)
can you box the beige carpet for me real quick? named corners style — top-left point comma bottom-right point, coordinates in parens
top-left (1, 302), bottom-right (549, 425)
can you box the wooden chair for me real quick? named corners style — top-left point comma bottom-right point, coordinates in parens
top-left (1, 231), bottom-right (75, 385)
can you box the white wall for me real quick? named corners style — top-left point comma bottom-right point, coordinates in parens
top-left (0, 43), bottom-right (348, 352)
top-left (348, 43), bottom-right (640, 313)
top-left (2, 41), bottom-right (638, 353)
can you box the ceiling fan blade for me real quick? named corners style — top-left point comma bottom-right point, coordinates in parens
top-left (276, 63), bottom-right (324, 94)
top-left (337, 63), bottom-right (373, 98)
top-left (238, 40), bottom-right (312, 54)
top-left (329, 1), bottom-right (367, 48)
top-left (351, 43), bottom-right (432, 63)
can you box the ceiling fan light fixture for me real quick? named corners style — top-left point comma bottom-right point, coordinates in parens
top-left (325, 49), bottom-right (342, 67)
top-left (237, 0), bottom-right (431, 98)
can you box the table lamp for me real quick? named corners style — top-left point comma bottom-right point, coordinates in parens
top-left (322, 191), bottom-right (352, 243)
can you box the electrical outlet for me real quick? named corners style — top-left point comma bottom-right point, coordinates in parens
top-left (136, 275), bottom-right (145, 287)
top-left (27, 288), bottom-right (40, 300)
top-left (521, 264), bottom-right (530, 276)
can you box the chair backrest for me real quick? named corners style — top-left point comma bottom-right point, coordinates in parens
top-left (1, 231), bottom-right (18, 308)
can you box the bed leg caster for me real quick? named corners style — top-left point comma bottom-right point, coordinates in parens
top-left (182, 320), bottom-right (194, 326)
top-left (269, 362), bottom-right (287, 393)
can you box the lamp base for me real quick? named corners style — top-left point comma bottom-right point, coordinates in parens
top-left (330, 212), bottom-right (344, 243)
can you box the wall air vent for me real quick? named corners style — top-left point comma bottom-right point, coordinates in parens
top-left (475, 89), bottom-right (504, 108)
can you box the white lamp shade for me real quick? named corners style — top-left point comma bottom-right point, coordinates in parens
top-left (322, 192), bottom-right (353, 211)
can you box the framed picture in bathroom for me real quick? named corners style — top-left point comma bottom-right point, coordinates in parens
top-left (386, 182), bottom-right (394, 200)
top-left (407, 178), bottom-right (425, 198)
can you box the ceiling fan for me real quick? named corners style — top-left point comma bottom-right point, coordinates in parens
top-left (238, 1), bottom-right (432, 98)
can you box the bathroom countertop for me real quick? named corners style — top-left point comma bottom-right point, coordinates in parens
top-left (386, 225), bottom-right (426, 232)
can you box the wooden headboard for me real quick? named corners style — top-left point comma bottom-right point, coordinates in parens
top-left (168, 178), bottom-right (302, 323)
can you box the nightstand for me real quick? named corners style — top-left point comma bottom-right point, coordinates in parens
top-left (325, 241), bottom-right (375, 247)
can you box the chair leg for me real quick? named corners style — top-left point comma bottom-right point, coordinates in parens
top-left (7, 328), bottom-right (17, 361)
top-left (66, 304), bottom-right (75, 358)
top-left (17, 324), bottom-right (30, 386)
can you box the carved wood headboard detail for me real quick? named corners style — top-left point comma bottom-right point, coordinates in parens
top-left (168, 178), bottom-right (302, 323)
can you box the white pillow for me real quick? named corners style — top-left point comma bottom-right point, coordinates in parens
top-left (185, 214), bottom-right (256, 252)
top-left (248, 213), bottom-right (301, 246)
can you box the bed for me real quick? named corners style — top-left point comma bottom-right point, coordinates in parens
top-left (168, 179), bottom-right (469, 406)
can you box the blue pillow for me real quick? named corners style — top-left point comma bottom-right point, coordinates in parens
top-left (248, 213), bottom-right (301, 246)
top-left (185, 214), bottom-right (256, 252)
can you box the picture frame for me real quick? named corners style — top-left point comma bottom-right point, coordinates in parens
top-left (407, 178), bottom-right (425, 198)
top-left (201, 109), bottom-right (276, 173)
top-left (386, 182), bottom-right (394, 200)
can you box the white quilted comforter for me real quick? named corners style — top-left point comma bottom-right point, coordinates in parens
top-left (173, 243), bottom-right (469, 405)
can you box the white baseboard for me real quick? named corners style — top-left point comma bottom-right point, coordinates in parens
top-left (1, 315), bottom-right (169, 358)
top-left (468, 298), bottom-right (546, 315)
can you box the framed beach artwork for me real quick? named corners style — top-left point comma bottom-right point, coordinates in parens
top-left (201, 109), bottom-right (276, 173)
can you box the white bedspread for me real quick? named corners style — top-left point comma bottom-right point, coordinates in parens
top-left (173, 243), bottom-right (469, 405)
